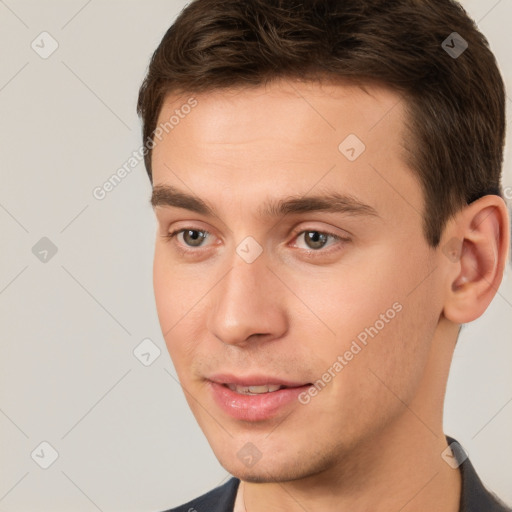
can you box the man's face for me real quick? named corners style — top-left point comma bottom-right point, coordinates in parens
top-left (151, 80), bottom-right (446, 481)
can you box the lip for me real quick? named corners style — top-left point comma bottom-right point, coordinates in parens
top-left (207, 374), bottom-right (312, 422)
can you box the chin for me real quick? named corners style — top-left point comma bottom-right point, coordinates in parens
top-left (230, 467), bottom-right (305, 484)
top-left (219, 450), bottom-right (336, 484)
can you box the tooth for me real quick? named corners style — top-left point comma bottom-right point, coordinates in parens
top-left (228, 384), bottom-right (284, 395)
top-left (247, 385), bottom-right (271, 394)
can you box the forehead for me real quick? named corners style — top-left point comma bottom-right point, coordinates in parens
top-left (155, 79), bottom-right (406, 150)
top-left (151, 79), bottom-right (423, 226)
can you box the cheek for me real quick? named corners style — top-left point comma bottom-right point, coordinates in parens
top-left (285, 259), bottom-right (403, 346)
top-left (153, 248), bottom-right (201, 328)
top-left (300, 300), bottom-right (434, 444)
top-left (293, 247), bottom-right (437, 395)
top-left (152, 246), bottom-right (239, 398)
top-left (153, 249), bottom-right (213, 371)
top-left (153, 251), bottom-right (174, 329)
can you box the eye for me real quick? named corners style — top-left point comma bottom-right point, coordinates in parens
top-left (293, 230), bottom-right (347, 251)
top-left (167, 228), bottom-right (211, 247)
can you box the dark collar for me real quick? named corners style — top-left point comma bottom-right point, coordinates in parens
top-left (450, 438), bottom-right (510, 511)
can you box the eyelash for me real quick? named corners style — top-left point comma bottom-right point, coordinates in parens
top-left (163, 227), bottom-right (349, 258)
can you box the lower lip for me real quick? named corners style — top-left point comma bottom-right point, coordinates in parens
top-left (208, 381), bottom-right (311, 422)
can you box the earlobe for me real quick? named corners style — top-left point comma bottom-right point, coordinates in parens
top-left (442, 196), bottom-right (510, 324)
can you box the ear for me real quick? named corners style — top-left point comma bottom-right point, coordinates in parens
top-left (441, 195), bottom-right (510, 324)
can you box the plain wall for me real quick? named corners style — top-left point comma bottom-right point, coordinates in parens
top-left (0, 1), bottom-right (510, 510)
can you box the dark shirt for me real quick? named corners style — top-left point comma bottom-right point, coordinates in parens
top-left (162, 438), bottom-right (511, 512)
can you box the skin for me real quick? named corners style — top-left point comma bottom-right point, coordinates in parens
top-left (150, 79), bottom-right (509, 512)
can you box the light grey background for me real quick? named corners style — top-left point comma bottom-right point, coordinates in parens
top-left (0, 1), bottom-right (511, 511)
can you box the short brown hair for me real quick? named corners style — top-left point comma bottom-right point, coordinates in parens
top-left (137, 0), bottom-right (505, 246)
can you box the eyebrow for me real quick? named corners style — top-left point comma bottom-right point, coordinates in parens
top-left (150, 184), bottom-right (379, 218)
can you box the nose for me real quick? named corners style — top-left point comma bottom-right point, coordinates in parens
top-left (207, 255), bottom-right (289, 347)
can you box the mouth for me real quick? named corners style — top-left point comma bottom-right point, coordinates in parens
top-left (207, 375), bottom-right (313, 421)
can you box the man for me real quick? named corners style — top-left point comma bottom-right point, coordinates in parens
top-left (137, 0), bottom-right (511, 510)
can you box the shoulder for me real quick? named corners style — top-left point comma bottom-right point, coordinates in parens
top-left (159, 478), bottom-right (240, 512)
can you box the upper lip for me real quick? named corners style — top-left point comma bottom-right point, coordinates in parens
top-left (208, 374), bottom-right (311, 388)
